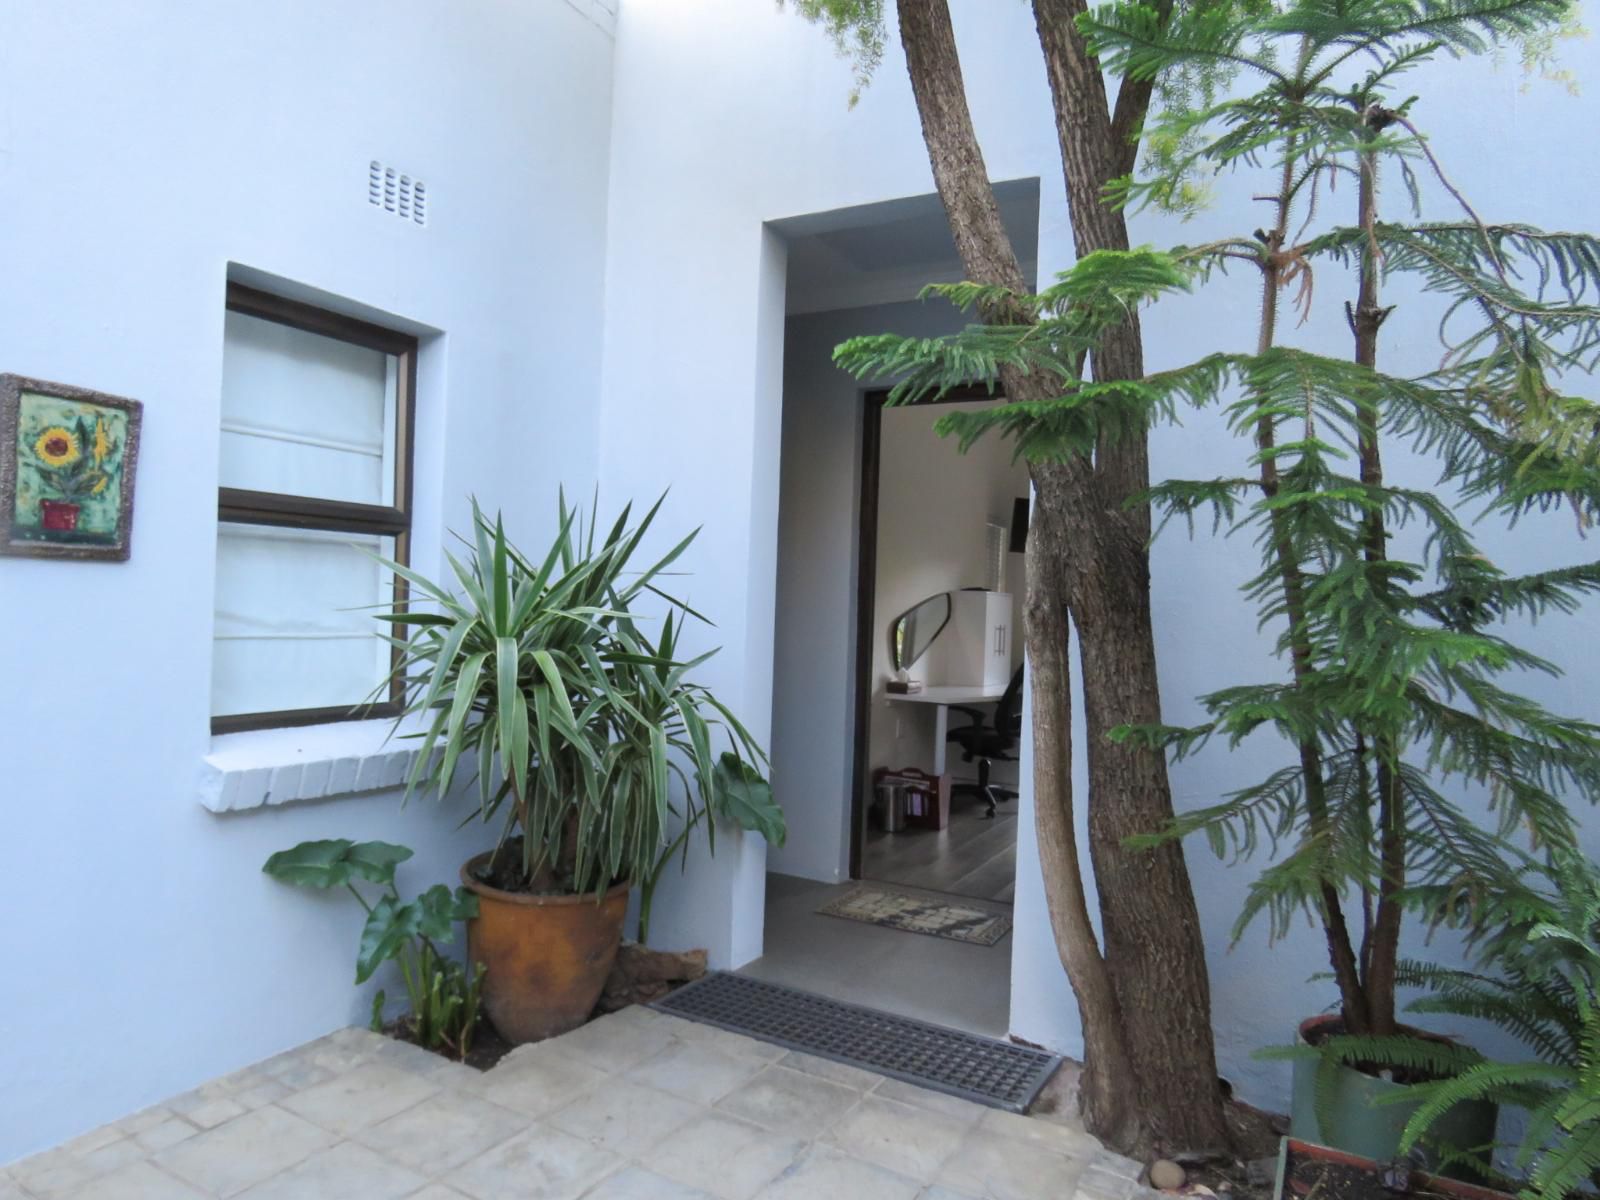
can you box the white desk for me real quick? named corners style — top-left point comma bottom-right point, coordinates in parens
top-left (886, 684), bottom-right (1008, 776)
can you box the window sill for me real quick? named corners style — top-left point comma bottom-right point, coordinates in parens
top-left (198, 718), bottom-right (423, 813)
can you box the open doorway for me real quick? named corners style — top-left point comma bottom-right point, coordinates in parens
top-left (751, 182), bottom-right (1039, 1037)
top-left (852, 388), bottom-right (1028, 903)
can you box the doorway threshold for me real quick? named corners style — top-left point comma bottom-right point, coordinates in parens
top-left (749, 874), bottom-right (1012, 1037)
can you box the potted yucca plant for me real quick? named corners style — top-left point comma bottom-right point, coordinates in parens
top-left (378, 494), bottom-right (784, 1043)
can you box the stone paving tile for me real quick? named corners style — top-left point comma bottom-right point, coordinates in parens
top-left (230, 1079), bottom-right (292, 1112)
top-left (4, 1009), bottom-right (1121, 1200)
top-left (163, 1093), bottom-right (247, 1132)
top-left (278, 1060), bottom-right (441, 1137)
top-left (625, 1038), bottom-right (769, 1104)
top-left (533, 1013), bottom-right (680, 1075)
top-left (590, 1004), bottom-right (667, 1031)
top-left (114, 1107), bottom-right (177, 1138)
top-left (648, 1111), bottom-right (807, 1200)
top-left (581, 1165), bottom-right (719, 1199)
top-left (776, 1050), bottom-right (884, 1091)
top-left (714, 1063), bottom-right (863, 1140)
top-left (936, 1126), bottom-right (1086, 1200)
top-left (442, 1124), bottom-right (621, 1200)
top-left (9, 1144), bottom-right (102, 1200)
top-left (52, 1160), bottom-right (209, 1200)
top-left (545, 1082), bottom-right (701, 1154)
top-left (75, 1135), bottom-right (148, 1177)
top-left (978, 1103), bottom-right (1104, 1156)
top-left (153, 1105), bottom-right (337, 1197)
top-left (132, 1118), bottom-right (200, 1154)
top-left (232, 1141), bottom-right (426, 1200)
top-left (469, 1044), bottom-right (610, 1118)
top-left (870, 1076), bottom-right (994, 1122)
top-left (357, 1090), bottom-right (531, 1176)
top-left (822, 1095), bottom-right (975, 1180)
top-left (652, 1014), bottom-right (787, 1063)
top-left (762, 1145), bottom-right (924, 1200)
top-left (60, 1124), bottom-right (125, 1156)
top-left (1077, 1160), bottom-right (1143, 1200)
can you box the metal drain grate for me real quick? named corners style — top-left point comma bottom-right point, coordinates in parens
top-left (652, 972), bottom-right (1060, 1113)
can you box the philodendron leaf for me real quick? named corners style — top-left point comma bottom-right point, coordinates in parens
top-left (709, 753), bottom-right (786, 848)
top-left (341, 841), bottom-right (415, 887)
top-left (356, 895), bottom-right (421, 984)
top-left (263, 839), bottom-right (357, 888)
top-left (262, 839), bottom-right (414, 889)
top-left (413, 884), bottom-right (478, 942)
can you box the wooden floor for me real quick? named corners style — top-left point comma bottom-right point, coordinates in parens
top-left (862, 792), bottom-right (1017, 903)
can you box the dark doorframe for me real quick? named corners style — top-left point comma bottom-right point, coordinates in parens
top-left (847, 384), bottom-right (1004, 879)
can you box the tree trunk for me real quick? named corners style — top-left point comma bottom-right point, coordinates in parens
top-left (1026, 473), bottom-right (1144, 1152)
top-left (896, 0), bottom-right (1227, 1156)
top-left (1031, 0), bottom-right (1230, 1154)
top-left (1350, 129), bottom-right (1401, 1038)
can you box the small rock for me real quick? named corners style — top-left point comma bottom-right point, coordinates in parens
top-left (1150, 1159), bottom-right (1188, 1191)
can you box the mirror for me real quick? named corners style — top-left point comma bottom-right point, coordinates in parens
top-left (892, 593), bottom-right (951, 673)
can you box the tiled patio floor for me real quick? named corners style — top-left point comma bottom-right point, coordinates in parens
top-left (2, 1005), bottom-right (1149, 1200)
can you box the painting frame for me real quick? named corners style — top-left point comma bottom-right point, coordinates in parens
top-left (0, 374), bottom-right (143, 561)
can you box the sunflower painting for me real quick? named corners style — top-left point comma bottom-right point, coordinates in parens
top-left (0, 374), bottom-right (142, 560)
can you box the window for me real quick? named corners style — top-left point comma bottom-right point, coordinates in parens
top-left (210, 283), bottom-right (417, 733)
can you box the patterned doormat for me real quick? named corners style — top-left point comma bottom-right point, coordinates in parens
top-left (817, 885), bottom-right (1012, 946)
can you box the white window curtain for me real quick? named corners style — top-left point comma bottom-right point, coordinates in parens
top-left (211, 312), bottom-right (401, 721)
top-left (218, 311), bottom-right (397, 506)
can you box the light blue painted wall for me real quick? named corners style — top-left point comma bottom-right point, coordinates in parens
top-left (769, 299), bottom-right (976, 883)
top-left (599, 0), bottom-right (1600, 1113)
top-left (0, 0), bottom-right (615, 1164)
top-left (4, 0), bottom-right (1599, 1165)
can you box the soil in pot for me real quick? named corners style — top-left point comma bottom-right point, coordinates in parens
top-left (1277, 1139), bottom-right (1511, 1200)
top-left (1290, 1016), bottom-right (1497, 1180)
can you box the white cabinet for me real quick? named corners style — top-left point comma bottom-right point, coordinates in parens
top-left (931, 590), bottom-right (1012, 689)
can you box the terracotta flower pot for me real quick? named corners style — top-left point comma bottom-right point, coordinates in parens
top-left (40, 500), bottom-right (80, 531)
top-left (460, 852), bottom-right (629, 1044)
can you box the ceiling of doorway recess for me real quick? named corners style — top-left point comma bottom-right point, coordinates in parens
top-left (778, 178), bottom-right (1041, 315)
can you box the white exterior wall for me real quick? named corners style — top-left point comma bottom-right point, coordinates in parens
top-left (0, 0), bottom-right (615, 1164)
top-left (604, 0), bottom-right (1600, 1109)
top-left (3, 0), bottom-right (1600, 1166)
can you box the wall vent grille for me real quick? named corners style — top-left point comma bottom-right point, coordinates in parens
top-left (368, 161), bottom-right (427, 226)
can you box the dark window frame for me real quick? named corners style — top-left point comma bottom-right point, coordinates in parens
top-left (212, 282), bottom-right (418, 735)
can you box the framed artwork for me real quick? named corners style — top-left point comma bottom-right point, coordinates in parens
top-left (0, 374), bottom-right (142, 561)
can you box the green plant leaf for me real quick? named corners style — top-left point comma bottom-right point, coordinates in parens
top-left (262, 839), bottom-right (414, 889)
top-left (356, 895), bottom-right (420, 983)
top-left (709, 753), bottom-right (786, 847)
top-left (412, 883), bottom-right (475, 942)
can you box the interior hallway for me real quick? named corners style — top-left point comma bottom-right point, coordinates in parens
top-left (744, 874), bottom-right (1013, 1039)
top-left (862, 793), bottom-right (1017, 903)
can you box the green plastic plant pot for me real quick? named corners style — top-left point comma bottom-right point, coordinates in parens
top-left (1288, 1016), bottom-right (1497, 1181)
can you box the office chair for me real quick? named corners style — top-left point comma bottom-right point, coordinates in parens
top-left (945, 664), bottom-right (1023, 818)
